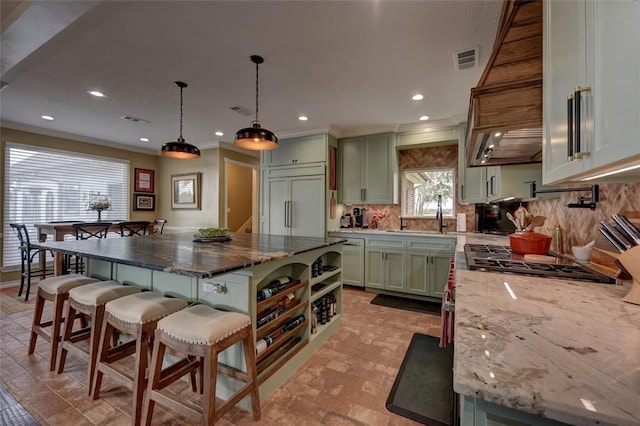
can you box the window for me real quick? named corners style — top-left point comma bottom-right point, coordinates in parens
top-left (402, 168), bottom-right (455, 217)
top-left (3, 143), bottom-right (129, 269)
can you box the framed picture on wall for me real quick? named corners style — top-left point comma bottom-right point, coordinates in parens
top-left (133, 193), bottom-right (155, 211)
top-left (171, 172), bottom-right (201, 210)
top-left (134, 168), bottom-right (155, 193)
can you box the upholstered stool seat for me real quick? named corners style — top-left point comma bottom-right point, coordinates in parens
top-left (28, 274), bottom-right (100, 371)
top-left (142, 304), bottom-right (260, 425)
top-left (57, 280), bottom-right (141, 395)
top-left (92, 291), bottom-right (187, 426)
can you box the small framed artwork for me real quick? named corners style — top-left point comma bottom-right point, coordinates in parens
top-left (171, 172), bottom-right (201, 210)
top-left (134, 168), bottom-right (155, 193)
top-left (133, 193), bottom-right (155, 211)
top-left (329, 146), bottom-right (337, 190)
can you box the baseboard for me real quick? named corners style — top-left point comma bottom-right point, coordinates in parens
top-left (0, 280), bottom-right (20, 289)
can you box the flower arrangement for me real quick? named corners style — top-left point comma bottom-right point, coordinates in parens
top-left (87, 193), bottom-right (111, 221)
top-left (370, 210), bottom-right (386, 229)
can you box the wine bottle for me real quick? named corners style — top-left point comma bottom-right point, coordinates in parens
top-left (257, 276), bottom-right (291, 301)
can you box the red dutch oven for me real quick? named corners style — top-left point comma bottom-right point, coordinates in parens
top-left (509, 231), bottom-right (552, 255)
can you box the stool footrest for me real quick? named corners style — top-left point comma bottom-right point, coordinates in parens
top-left (97, 363), bottom-right (135, 391)
top-left (157, 358), bottom-right (199, 390)
top-left (148, 389), bottom-right (202, 419)
top-left (103, 339), bottom-right (137, 364)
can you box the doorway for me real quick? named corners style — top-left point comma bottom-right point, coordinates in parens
top-left (224, 159), bottom-right (258, 233)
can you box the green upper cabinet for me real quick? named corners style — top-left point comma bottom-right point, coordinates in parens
top-left (262, 134), bottom-right (328, 166)
top-left (543, 0), bottom-right (640, 184)
top-left (339, 132), bottom-right (398, 204)
top-left (457, 122), bottom-right (487, 204)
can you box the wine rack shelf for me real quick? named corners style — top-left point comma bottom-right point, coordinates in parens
top-left (256, 319), bottom-right (309, 364)
top-left (310, 280), bottom-right (341, 301)
top-left (256, 279), bottom-right (306, 311)
top-left (251, 244), bottom-right (343, 394)
top-left (256, 300), bottom-right (308, 338)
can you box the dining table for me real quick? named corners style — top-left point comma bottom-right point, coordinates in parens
top-left (34, 221), bottom-right (156, 274)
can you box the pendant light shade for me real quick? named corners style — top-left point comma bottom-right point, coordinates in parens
top-left (161, 81), bottom-right (200, 159)
top-left (234, 55), bottom-right (278, 151)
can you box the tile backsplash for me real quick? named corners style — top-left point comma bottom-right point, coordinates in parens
top-left (527, 182), bottom-right (640, 252)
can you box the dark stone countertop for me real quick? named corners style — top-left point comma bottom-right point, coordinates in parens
top-left (34, 232), bottom-right (345, 279)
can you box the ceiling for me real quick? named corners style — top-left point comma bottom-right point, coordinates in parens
top-left (0, 0), bottom-right (503, 155)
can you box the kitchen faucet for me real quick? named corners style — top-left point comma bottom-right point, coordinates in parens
top-left (436, 194), bottom-right (448, 234)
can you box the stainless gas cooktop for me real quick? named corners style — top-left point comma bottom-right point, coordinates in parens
top-left (464, 244), bottom-right (616, 284)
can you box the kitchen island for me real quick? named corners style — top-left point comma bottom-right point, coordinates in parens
top-left (33, 232), bottom-right (346, 405)
top-left (454, 268), bottom-right (640, 426)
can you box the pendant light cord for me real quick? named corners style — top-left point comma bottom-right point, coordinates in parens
top-left (179, 84), bottom-right (184, 141)
top-left (255, 60), bottom-right (260, 123)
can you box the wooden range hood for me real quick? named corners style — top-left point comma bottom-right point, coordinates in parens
top-left (465, 0), bottom-right (542, 167)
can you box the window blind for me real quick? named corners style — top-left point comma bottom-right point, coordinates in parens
top-left (3, 143), bottom-right (130, 269)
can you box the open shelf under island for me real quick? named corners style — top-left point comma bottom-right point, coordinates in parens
top-left (33, 232), bottom-right (346, 408)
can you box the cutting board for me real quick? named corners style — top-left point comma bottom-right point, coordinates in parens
top-left (617, 246), bottom-right (640, 305)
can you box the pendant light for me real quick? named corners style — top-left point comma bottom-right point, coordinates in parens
top-left (234, 55), bottom-right (278, 150)
top-left (161, 81), bottom-right (201, 159)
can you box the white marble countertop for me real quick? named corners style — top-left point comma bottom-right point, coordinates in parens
top-left (453, 268), bottom-right (640, 426)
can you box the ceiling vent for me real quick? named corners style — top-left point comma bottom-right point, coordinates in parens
top-left (229, 105), bottom-right (254, 117)
top-left (454, 47), bottom-right (478, 70)
top-left (120, 115), bottom-right (151, 124)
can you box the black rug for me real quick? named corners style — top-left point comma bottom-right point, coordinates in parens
top-left (386, 333), bottom-right (455, 426)
top-left (370, 293), bottom-right (441, 316)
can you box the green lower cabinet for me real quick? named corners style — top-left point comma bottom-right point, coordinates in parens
top-left (406, 252), bottom-right (452, 298)
top-left (365, 248), bottom-right (405, 291)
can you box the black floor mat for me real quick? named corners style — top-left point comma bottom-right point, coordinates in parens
top-left (370, 293), bottom-right (441, 316)
top-left (0, 384), bottom-right (39, 425)
top-left (386, 333), bottom-right (455, 426)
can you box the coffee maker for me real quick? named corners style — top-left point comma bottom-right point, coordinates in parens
top-left (353, 208), bottom-right (368, 228)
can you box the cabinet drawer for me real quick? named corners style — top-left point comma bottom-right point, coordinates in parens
top-left (367, 238), bottom-right (406, 249)
top-left (407, 238), bottom-right (456, 253)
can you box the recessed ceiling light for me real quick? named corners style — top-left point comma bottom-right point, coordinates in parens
top-left (87, 90), bottom-right (106, 98)
top-left (298, 115), bottom-right (308, 121)
top-left (41, 115), bottom-right (54, 121)
top-left (494, 132), bottom-right (502, 137)
top-left (412, 94), bottom-right (424, 101)
top-left (139, 137), bottom-right (149, 142)
top-left (214, 131), bottom-right (224, 137)
top-left (419, 115), bottom-right (430, 121)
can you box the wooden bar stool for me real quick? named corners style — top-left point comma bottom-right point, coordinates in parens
top-left (28, 274), bottom-right (100, 371)
top-left (91, 291), bottom-right (187, 426)
top-left (57, 280), bottom-right (141, 395)
top-left (142, 304), bottom-right (261, 425)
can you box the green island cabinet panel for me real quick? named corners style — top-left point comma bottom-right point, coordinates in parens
top-left (543, 0), bottom-right (640, 184)
top-left (339, 132), bottom-right (397, 204)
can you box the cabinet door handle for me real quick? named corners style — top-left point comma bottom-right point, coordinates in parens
top-left (490, 176), bottom-right (496, 195)
top-left (567, 94), bottom-right (574, 161)
top-left (284, 201), bottom-right (289, 227)
top-left (363, 188), bottom-right (367, 202)
top-left (574, 86), bottom-right (592, 158)
top-left (288, 200), bottom-right (293, 227)
top-left (461, 184), bottom-right (464, 200)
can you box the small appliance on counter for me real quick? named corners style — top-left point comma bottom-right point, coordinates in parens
top-left (352, 207), bottom-right (368, 228)
top-left (340, 213), bottom-right (352, 228)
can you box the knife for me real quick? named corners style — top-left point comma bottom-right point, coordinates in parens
top-left (612, 214), bottom-right (640, 245)
top-left (600, 221), bottom-right (632, 251)
top-left (599, 224), bottom-right (627, 253)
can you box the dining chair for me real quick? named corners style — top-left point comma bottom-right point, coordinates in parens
top-left (9, 223), bottom-right (55, 301)
top-left (118, 221), bottom-right (151, 237)
top-left (67, 222), bottom-right (111, 273)
top-left (153, 219), bottom-right (167, 234)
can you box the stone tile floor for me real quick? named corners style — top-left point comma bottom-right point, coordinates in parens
top-left (0, 285), bottom-right (443, 425)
